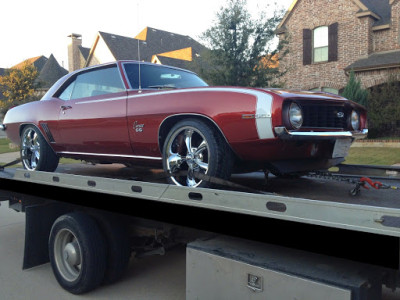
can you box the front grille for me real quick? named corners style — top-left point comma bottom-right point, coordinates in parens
top-left (301, 104), bottom-right (346, 129)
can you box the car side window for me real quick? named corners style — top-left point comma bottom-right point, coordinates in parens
top-left (59, 80), bottom-right (76, 101)
top-left (57, 66), bottom-right (125, 101)
top-left (71, 66), bottom-right (125, 99)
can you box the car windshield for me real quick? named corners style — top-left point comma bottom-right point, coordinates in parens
top-left (123, 63), bottom-right (208, 90)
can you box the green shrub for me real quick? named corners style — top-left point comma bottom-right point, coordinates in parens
top-left (367, 76), bottom-right (400, 138)
top-left (341, 70), bottom-right (368, 106)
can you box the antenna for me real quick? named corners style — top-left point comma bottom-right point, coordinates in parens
top-left (137, 2), bottom-right (142, 93)
top-left (138, 39), bottom-right (142, 92)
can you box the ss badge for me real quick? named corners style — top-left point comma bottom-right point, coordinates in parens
top-left (133, 121), bottom-right (145, 133)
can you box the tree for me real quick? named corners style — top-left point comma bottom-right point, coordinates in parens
top-left (0, 62), bottom-right (40, 114)
top-left (341, 70), bottom-right (368, 106)
top-left (195, 0), bottom-right (286, 87)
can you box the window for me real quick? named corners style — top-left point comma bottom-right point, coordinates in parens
top-left (59, 81), bottom-right (75, 100)
top-left (123, 63), bottom-right (208, 90)
top-left (57, 66), bottom-right (125, 100)
top-left (303, 23), bottom-right (338, 65)
top-left (313, 26), bottom-right (328, 62)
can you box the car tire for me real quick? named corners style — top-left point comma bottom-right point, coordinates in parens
top-left (49, 212), bottom-right (107, 294)
top-left (162, 118), bottom-right (233, 188)
top-left (20, 125), bottom-right (59, 171)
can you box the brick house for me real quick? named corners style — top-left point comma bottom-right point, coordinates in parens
top-left (276, 0), bottom-right (400, 94)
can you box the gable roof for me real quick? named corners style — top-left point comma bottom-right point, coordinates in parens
top-left (277, 0), bottom-right (392, 31)
top-left (140, 27), bottom-right (206, 58)
top-left (99, 31), bottom-right (143, 61)
top-left (94, 28), bottom-right (206, 70)
top-left (37, 54), bottom-right (68, 89)
top-left (12, 55), bottom-right (48, 72)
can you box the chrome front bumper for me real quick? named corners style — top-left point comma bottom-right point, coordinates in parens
top-left (274, 127), bottom-right (368, 140)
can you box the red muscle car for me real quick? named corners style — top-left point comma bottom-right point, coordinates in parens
top-left (1, 61), bottom-right (368, 187)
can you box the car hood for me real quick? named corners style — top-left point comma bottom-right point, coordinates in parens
top-left (259, 88), bottom-right (348, 101)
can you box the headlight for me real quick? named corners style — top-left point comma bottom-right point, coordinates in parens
top-left (289, 102), bottom-right (303, 129)
top-left (350, 110), bottom-right (360, 131)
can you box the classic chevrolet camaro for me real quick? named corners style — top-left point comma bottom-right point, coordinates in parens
top-left (2, 61), bottom-right (367, 187)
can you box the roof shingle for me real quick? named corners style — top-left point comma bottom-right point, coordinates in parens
top-left (37, 54), bottom-right (68, 88)
top-left (359, 0), bottom-right (391, 26)
top-left (345, 50), bottom-right (400, 71)
top-left (98, 28), bottom-right (207, 70)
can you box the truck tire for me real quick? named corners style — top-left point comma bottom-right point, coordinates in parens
top-left (49, 212), bottom-right (106, 294)
top-left (92, 214), bottom-right (131, 285)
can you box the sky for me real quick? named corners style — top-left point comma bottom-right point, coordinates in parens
top-left (0, 0), bottom-right (293, 69)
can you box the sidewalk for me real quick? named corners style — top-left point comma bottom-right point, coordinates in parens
top-left (352, 140), bottom-right (400, 148)
top-left (0, 151), bottom-right (20, 164)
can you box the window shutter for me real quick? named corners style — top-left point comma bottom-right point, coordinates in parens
top-left (303, 29), bottom-right (312, 65)
top-left (328, 22), bottom-right (338, 62)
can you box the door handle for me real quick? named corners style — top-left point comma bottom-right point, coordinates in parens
top-left (60, 105), bottom-right (72, 114)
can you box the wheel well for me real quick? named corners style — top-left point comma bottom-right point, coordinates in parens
top-left (19, 123), bottom-right (37, 137)
top-left (19, 124), bottom-right (28, 137)
top-left (158, 115), bottom-right (234, 155)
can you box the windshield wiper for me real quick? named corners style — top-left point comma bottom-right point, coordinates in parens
top-left (147, 85), bottom-right (177, 90)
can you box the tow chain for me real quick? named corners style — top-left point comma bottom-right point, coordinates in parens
top-left (307, 171), bottom-right (400, 196)
top-left (0, 158), bottom-right (21, 171)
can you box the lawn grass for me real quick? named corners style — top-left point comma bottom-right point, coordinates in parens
top-left (344, 147), bottom-right (400, 165)
top-left (0, 138), bottom-right (18, 154)
top-left (0, 138), bottom-right (81, 166)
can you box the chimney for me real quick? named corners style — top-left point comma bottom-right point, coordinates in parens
top-left (68, 33), bottom-right (82, 72)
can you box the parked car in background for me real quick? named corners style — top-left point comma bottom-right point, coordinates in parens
top-left (1, 61), bottom-right (368, 187)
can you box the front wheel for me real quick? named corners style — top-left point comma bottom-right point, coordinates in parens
top-left (162, 119), bottom-right (233, 188)
top-left (20, 125), bottom-right (59, 171)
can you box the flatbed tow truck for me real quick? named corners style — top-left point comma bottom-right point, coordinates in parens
top-left (0, 161), bottom-right (399, 299)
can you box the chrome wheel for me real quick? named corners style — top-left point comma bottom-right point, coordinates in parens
top-left (21, 128), bottom-right (41, 170)
top-left (53, 229), bottom-right (82, 282)
top-left (165, 126), bottom-right (210, 187)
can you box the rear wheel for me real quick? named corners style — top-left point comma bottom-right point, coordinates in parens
top-left (162, 119), bottom-right (233, 188)
top-left (92, 214), bottom-right (131, 285)
top-left (20, 125), bottom-right (59, 171)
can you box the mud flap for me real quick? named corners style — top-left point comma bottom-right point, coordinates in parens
top-left (23, 202), bottom-right (71, 269)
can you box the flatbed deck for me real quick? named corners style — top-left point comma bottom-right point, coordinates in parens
top-left (0, 163), bottom-right (399, 238)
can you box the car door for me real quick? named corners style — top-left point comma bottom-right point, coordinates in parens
top-left (56, 65), bottom-right (132, 155)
